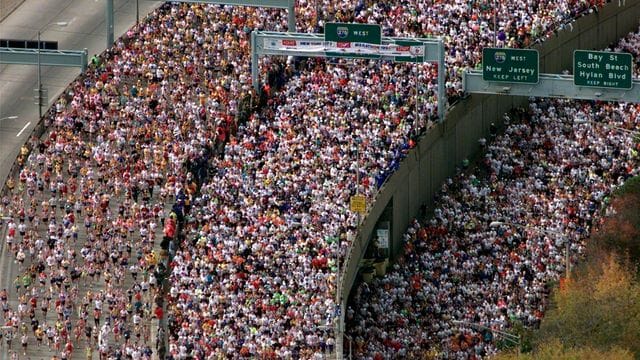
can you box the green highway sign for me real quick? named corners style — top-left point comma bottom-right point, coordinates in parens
top-left (574, 50), bottom-right (633, 90)
top-left (482, 48), bottom-right (539, 84)
top-left (394, 40), bottom-right (425, 63)
top-left (325, 22), bottom-right (381, 59)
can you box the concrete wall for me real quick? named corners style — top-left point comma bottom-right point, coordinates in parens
top-left (341, 0), bottom-right (640, 306)
top-left (534, 1), bottom-right (640, 73)
top-left (0, 0), bottom-right (23, 21)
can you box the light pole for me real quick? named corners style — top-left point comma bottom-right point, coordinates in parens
top-left (490, 221), bottom-right (570, 279)
top-left (415, 64), bottom-right (419, 128)
top-left (37, 30), bottom-right (42, 118)
top-left (37, 22), bottom-right (68, 119)
top-left (315, 0), bottom-right (320, 30)
top-left (336, 134), bottom-right (362, 360)
top-left (493, 0), bottom-right (498, 47)
top-left (412, 47), bottom-right (421, 134)
top-left (326, 60), bottom-right (361, 360)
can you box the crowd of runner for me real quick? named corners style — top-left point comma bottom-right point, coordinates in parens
top-left (0, 2), bottom-right (269, 359)
top-left (0, 0), bottom-right (613, 358)
top-left (162, 1), bottom-right (605, 359)
top-left (346, 27), bottom-right (640, 359)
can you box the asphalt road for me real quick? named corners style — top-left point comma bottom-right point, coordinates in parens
top-left (0, 1), bottom-right (162, 359)
top-left (0, 0), bottom-right (161, 190)
top-left (0, 184), bottom-right (167, 360)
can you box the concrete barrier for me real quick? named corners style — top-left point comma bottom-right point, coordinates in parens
top-left (341, 0), bottom-right (640, 311)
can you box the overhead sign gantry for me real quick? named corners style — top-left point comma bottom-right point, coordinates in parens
top-left (251, 28), bottom-right (446, 121)
top-left (464, 48), bottom-right (638, 103)
top-left (0, 47), bottom-right (87, 69)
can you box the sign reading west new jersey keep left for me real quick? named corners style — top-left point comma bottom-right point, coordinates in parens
top-left (482, 48), bottom-right (539, 84)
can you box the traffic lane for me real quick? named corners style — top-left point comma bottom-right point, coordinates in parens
top-left (0, 63), bottom-right (75, 189)
top-left (0, 2), bottom-right (162, 355)
top-left (0, 0), bottom-right (161, 56)
top-left (0, 0), bottom-right (162, 120)
top-left (0, 0), bottom-right (161, 186)
top-left (0, 0), bottom-right (75, 37)
top-left (0, 126), bottom-right (22, 172)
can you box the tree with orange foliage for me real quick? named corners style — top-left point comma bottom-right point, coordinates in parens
top-left (496, 176), bottom-right (640, 359)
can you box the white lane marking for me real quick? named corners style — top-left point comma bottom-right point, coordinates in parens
top-left (16, 121), bottom-right (31, 137)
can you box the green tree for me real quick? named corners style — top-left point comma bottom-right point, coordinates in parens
top-left (534, 254), bottom-right (640, 356)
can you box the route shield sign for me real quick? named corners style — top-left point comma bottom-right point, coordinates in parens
top-left (482, 48), bottom-right (539, 84)
top-left (574, 50), bottom-right (633, 90)
top-left (325, 22), bottom-right (381, 59)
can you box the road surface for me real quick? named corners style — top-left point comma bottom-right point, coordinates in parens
top-left (0, 1), bottom-right (162, 359)
top-left (0, 0), bottom-right (161, 188)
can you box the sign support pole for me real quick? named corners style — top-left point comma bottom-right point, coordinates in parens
top-left (252, 31), bottom-right (446, 122)
top-left (437, 40), bottom-right (445, 122)
top-left (251, 31), bottom-right (259, 93)
top-left (37, 31), bottom-right (42, 119)
top-left (106, 0), bottom-right (114, 47)
top-left (288, 0), bottom-right (296, 32)
top-left (415, 57), bottom-right (419, 130)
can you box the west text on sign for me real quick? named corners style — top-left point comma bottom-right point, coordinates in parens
top-left (482, 48), bottom-right (539, 84)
